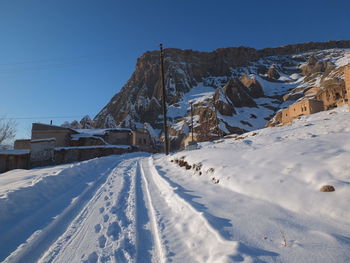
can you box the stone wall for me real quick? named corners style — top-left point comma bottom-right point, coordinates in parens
top-left (54, 146), bottom-right (135, 165)
top-left (30, 139), bottom-right (56, 167)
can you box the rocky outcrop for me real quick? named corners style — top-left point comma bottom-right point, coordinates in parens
top-left (213, 87), bottom-right (236, 116)
top-left (93, 40), bottom-right (350, 147)
top-left (267, 65), bottom-right (280, 79)
top-left (224, 78), bottom-right (257, 108)
top-left (240, 75), bottom-right (264, 98)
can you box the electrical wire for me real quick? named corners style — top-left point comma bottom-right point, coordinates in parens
top-left (0, 115), bottom-right (87, 120)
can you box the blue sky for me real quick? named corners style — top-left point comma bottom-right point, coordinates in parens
top-left (0, 0), bottom-right (349, 140)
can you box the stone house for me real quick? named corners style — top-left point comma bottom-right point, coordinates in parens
top-left (4, 123), bottom-right (154, 173)
top-left (281, 99), bottom-right (324, 125)
top-left (31, 123), bottom-right (78, 147)
top-left (28, 123), bottom-right (143, 148)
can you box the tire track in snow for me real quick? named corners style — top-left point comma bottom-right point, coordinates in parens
top-left (140, 157), bottom-right (240, 262)
top-left (138, 161), bottom-right (166, 262)
top-left (5, 164), bottom-right (116, 263)
top-left (18, 154), bottom-right (148, 263)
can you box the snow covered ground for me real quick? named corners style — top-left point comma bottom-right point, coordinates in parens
top-left (1, 106), bottom-right (350, 262)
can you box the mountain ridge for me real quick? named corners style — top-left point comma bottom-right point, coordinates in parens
top-left (92, 40), bottom-right (350, 149)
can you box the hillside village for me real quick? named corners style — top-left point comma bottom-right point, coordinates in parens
top-left (1, 46), bottom-right (350, 173)
top-left (2, 0), bottom-right (350, 261)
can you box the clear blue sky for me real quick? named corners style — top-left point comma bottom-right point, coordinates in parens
top-left (0, 0), bottom-right (349, 140)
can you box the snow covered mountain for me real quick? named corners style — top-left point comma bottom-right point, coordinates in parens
top-left (94, 41), bottom-right (350, 148)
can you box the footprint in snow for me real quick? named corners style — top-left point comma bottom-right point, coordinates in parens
top-left (99, 207), bottom-right (105, 213)
top-left (110, 206), bottom-right (117, 214)
top-left (103, 214), bottom-right (109, 223)
top-left (109, 191), bottom-right (113, 196)
top-left (94, 224), bottom-right (101, 233)
top-left (98, 235), bottom-right (107, 248)
top-left (84, 252), bottom-right (98, 263)
top-left (104, 196), bottom-right (109, 201)
top-left (107, 222), bottom-right (121, 240)
top-left (106, 201), bottom-right (111, 207)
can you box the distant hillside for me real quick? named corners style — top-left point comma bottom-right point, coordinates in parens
top-left (93, 40), bottom-right (350, 149)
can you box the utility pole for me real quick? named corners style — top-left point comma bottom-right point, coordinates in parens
top-left (160, 44), bottom-right (169, 155)
top-left (190, 101), bottom-right (194, 141)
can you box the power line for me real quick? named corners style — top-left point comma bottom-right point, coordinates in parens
top-left (1, 115), bottom-right (87, 120)
top-left (0, 54), bottom-right (121, 74)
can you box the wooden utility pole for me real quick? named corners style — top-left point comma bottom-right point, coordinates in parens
top-left (190, 101), bottom-right (194, 141)
top-left (160, 44), bottom-right (169, 155)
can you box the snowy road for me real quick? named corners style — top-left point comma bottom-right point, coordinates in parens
top-left (3, 154), bottom-right (246, 262)
top-left (2, 112), bottom-right (350, 263)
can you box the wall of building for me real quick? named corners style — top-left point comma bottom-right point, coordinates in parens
top-left (105, 130), bottom-right (132, 145)
top-left (0, 152), bottom-right (30, 174)
top-left (132, 130), bottom-right (153, 151)
top-left (281, 99), bottom-right (324, 124)
top-left (31, 123), bottom-right (76, 147)
top-left (70, 136), bottom-right (106, 147)
top-left (30, 139), bottom-right (55, 167)
top-left (307, 99), bottom-right (324, 114)
top-left (14, 139), bottom-right (31, 150)
top-left (54, 146), bottom-right (135, 165)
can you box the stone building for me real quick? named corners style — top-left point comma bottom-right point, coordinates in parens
top-left (282, 99), bottom-right (324, 125)
top-left (132, 129), bottom-right (153, 152)
top-left (31, 123), bottom-right (77, 147)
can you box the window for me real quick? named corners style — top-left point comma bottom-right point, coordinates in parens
top-left (138, 138), bottom-right (142, 144)
top-left (143, 138), bottom-right (147, 144)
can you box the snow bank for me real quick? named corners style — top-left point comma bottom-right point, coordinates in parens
top-left (166, 105), bottom-right (350, 223)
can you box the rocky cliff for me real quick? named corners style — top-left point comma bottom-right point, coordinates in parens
top-left (94, 40), bottom-right (350, 148)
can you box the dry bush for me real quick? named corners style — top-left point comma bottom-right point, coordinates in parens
top-left (0, 118), bottom-right (16, 144)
